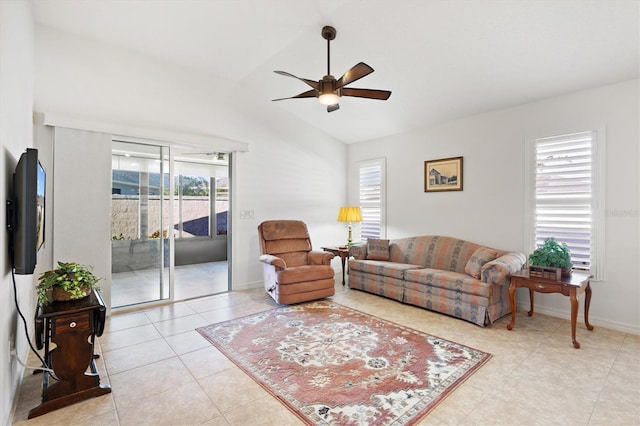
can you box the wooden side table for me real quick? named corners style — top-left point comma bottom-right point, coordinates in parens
top-left (507, 269), bottom-right (593, 349)
top-left (321, 246), bottom-right (350, 285)
top-left (29, 290), bottom-right (111, 418)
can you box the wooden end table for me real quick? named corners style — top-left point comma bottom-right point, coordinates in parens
top-left (507, 269), bottom-right (593, 349)
top-left (29, 291), bottom-right (111, 418)
top-left (321, 246), bottom-right (350, 285)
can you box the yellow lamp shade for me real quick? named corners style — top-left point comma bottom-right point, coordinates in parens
top-left (337, 207), bottom-right (362, 223)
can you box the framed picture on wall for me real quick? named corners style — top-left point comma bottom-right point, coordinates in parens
top-left (424, 156), bottom-right (463, 192)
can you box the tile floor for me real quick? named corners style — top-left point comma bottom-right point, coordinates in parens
top-left (112, 262), bottom-right (229, 307)
top-left (12, 282), bottom-right (640, 425)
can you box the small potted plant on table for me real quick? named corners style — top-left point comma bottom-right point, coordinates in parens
top-left (36, 261), bottom-right (102, 305)
top-left (528, 238), bottom-right (573, 279)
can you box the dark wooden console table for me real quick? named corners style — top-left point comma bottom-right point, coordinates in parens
top-left (507, 269), bottom-right (593, 349)
top-left (29, 290), bottom-right (111, 418)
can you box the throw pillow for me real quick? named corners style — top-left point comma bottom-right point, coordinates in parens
top-left (464, 247), bottom-right (498, 279)
top-left (366, 239), bottom-right (390, 261)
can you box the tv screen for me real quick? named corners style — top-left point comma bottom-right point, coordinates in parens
top-left (11, 148), bottom-right (45, 275)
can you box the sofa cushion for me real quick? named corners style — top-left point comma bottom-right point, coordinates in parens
top-left (388, 236), bottom-right (483, 274)
top-left (349, 259), bottom-right (422, 280)
top-left (366, 239), bottom-right (390, 260)
top-left (464, 247), bottom-right (498, 279)
top-left (403, 268), bottom-right (492, 298)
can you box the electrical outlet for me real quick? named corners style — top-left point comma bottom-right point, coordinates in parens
top-left (240, 210), bottom-right (254, 219)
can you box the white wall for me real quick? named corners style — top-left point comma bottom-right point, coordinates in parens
top-left (348, 79), bottom-right (640, 334)
top-left (34, 26), bottom-right (347, 293)
top-left (0, 2), bottom-right (48, 424)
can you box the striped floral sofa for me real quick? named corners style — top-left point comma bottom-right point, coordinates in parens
top-left (348, 236), bottom-right (526, 327)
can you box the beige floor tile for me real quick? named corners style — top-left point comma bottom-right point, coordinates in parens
top-left (198, 306), bottom-right (241, 324)
top-left (103, 311), bottom-right (150, 332)
top-left (67, 409), bottom-right (119, 426)
top-left (109, 357), bottom-right (196, 406)
top-left (152, 313), bottom-right (210, 337)
top-left (222, 394), bottom-right (304, 425)
top-left (179, 345), bottom-right (236, 379)
top-left (99, 323), bottom-right (162, 352)
top-left (102, 338), bottom-right (176, 375)
top-left (427, 382), bottom-right (489, 425)
top-left (461, 395), bottom-right (558, 425)
top-left (201, 415), bottom-right (232, 426)
top-left (198, 367), bottom-right (270, 413)
top-left (589, 375), bottom-right (640, 425)
top-left (187, 295), bottom-right (243, 313)
top-left (116, 381), bottom-right (222, 425)
top-left (490, 374), bottom-right (598, 424)
top-left (143, 302), bottom-right (197, 322)
top-left (165, 329), bottom-right (212, 355)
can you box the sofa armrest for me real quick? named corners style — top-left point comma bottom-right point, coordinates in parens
top-left (259, 254), bottom-right (286, 271)
top-left (349, 243), bottom-right (367, 260)
top-left (481, 252), bottom-right (527, 285)
top-left (308, 251), bottom-right (334, 265)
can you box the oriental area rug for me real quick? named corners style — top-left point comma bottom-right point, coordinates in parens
top-left (196, 301), bottom-right (491, 425)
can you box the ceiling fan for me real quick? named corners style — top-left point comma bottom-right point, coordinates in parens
top-left (273, 26), bottom-right (391, 113)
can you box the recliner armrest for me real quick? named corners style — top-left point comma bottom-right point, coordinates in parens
top-left (259, 254), bottom-right (287, 270)
top-left (308, 251), bottom-right (334, 265)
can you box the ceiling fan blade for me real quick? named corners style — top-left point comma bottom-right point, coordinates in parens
top-left (274, 71), bottom-right (320, 90)
top-left (327, 103), bottom-right (340, 113)
top-left (336, 62), bottom-right (374, 88)
top-left (272, 89), bottom-right (317, 102)
top-left (341, 87), bottom-right (392, 100)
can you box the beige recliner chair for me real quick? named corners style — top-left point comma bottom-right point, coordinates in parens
top-left (258, 220), bottom-right (335, 304)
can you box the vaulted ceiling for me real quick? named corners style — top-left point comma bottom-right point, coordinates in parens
top-left (32, 0), bottom-right (639, 144)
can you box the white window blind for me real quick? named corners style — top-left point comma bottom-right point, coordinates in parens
top-left (527, 130), bottom-right (605, 279)
top-left (358, 158), bottom-right (385, 240)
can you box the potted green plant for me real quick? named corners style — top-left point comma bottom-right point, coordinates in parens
top-left (36, 261), bottom-right (101, 305)
top-left (528, 238), bottom-right (573, 278)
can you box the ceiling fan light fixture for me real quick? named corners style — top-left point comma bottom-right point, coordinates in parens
top-left (318, 92), bottom-right (339, 106)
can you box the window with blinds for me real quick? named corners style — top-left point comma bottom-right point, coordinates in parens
top-left (527, 130), bottom-right (604, 279)
top-left (358, 158), bottom-right (385, 240)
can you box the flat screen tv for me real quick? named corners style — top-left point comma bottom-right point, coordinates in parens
top-left (10, 148), bottom-right (45, 275)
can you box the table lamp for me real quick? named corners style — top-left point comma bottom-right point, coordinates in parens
top-left (337, 206), bottom-right (362, 247)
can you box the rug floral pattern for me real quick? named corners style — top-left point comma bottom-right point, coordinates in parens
top-left (197, 301), bottom-right (491, 425)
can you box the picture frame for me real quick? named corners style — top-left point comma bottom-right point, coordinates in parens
top-left (424, 156), bottom-right (463, 192)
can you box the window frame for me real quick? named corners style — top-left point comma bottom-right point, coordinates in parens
top-left (357, 157), bottom-right (386, 241)
top-left (524, 129), bottom-right (606, 280)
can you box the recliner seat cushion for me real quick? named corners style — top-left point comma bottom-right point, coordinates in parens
top-left (276, 265), bottom-right (335, 285)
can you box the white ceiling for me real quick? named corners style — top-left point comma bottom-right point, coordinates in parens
top-left (32, 0), bottom-right (639, 144)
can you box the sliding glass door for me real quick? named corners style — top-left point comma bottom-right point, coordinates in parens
top-left (110, 141), bottom-right (230, 308)
top-left (111, 141), bottom-right (171, 307)
top-left (172, 158), bottom-right (230, 300)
